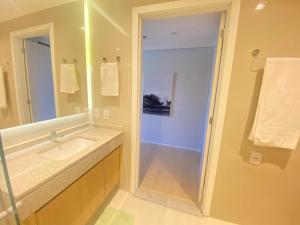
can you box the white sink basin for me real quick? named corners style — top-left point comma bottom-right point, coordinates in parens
top-left (40, 137), bottom-right (96, 160)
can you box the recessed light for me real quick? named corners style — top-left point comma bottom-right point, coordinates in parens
top-left (255, 3), bottom-right (266, 10)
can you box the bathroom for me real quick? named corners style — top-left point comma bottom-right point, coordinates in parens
top-left (0, 0), bottom-right (299, 225)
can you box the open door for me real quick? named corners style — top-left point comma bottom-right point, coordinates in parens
top-left (198, 12), bottom-right (226, 213)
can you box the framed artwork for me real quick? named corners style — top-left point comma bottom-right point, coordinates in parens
top-left (142, 73), bottom-right (174, 116)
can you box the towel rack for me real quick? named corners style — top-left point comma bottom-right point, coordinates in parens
top-left (62, 58), bottom-right (78, 64)
top-left (102, 56), bottom-right (121, 63)
top-left (250, 49), bottom-right (266, 72)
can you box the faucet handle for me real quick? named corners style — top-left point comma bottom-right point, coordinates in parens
top-left (57, 132), bottom-right (65, 138)
top-left (49, 130), bottom-right (56, 142)
top-left (49, 130), bottom-right (64, 143)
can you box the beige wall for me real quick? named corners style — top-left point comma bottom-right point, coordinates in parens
top-left (91, 0), bottom-right (171, 191)
top-left (91, 0), bottom-right (300, 225)
top-left (0, 0), bottom-right (87, 129)
top-left (210, 0), bottom-right (300, 225)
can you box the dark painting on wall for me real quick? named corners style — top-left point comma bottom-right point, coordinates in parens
top-left (142, 73), bottom-right (174, 116)
top-left (143, 94), bottom-right (171, 116)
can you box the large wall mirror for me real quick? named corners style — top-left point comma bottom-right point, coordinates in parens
top-left (0, 0), bottom-right (88, 130)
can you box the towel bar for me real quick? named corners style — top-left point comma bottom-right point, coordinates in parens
top-left (102, 56), bottom-right (121, 63)
top-left (62, 58), bottom-right (77, 64)
top-left (250, 49), bottom-right (266, 72)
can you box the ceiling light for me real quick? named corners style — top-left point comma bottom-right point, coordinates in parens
top-left (255, 3), bottom-right (266, 10)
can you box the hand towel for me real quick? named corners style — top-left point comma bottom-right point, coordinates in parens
top-left (0, 67), bottom-right (8, 109)
top-left (101, 63), bottom-right (119, 96)
top-left (249, 58), bottom-right (300, 150)
top-left (60, 64), bottom-right (79, 94)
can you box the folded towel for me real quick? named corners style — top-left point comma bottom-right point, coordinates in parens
top-left (0, 67), bottom-right (8, 109)
top-left (101, 63), bottom-right (119, 96)
top-left (60, 64), bottom-right (79, 94)
top-left (249, 58), bottom-right (300, 150)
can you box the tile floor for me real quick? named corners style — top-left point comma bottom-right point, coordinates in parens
top-left (93, 190), bottom-right (237, 225)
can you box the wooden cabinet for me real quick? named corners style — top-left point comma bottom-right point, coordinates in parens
top-left (25, 148), bottom-right (120, 225)
top-left (78, 161), bottom-right (105, 223)
top-left (21, 214), bottom-right (37, 225)
top-left (104, 147), bottom-right (120, 197)
top-left (35, 178), bottom-right (82, 225)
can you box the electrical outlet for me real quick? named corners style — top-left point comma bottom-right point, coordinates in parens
top-left (103, 109), bottom-right (110, 120)
top-left (94, 108), bottom-right (101, 118)
top-left (74, 106), bottom-right (81, 114)
top-left (249, 151), bottom-right (263, 165)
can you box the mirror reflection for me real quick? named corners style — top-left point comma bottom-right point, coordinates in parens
top-left (0, 0), bottom-right (87, 129)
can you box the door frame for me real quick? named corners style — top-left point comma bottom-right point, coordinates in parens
top-left (10, 23), bottom-right (59, 124)
top-left (198, 11), bottom-right (226, 213)
top-left (131, 0), bottom-right (241, 216)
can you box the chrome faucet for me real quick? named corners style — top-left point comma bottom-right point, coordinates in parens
top-left (49, 130), bottom-right (64, 143)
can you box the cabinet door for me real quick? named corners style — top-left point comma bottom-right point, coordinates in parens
top-left (112, 148), bottom-right (120, 189)
top-left (21, 214), bottom-right (37, 225)
top-left (35, 181), bottom-right (82, 225)
top-left (104, 148), bottom-right (120, 197)
top-left (78, 161), bottom-right (105, 224)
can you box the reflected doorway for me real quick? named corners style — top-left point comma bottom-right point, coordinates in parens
top-left (23, 36), bottom-right (56, 123)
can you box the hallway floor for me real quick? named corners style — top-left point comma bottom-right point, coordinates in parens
top-left (93, 190), bottom-right (237, 225)
top-left (137, 142), bottom-right (202, 215)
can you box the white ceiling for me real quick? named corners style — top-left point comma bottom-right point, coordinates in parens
top-left (143, 13), bottom-right (221, 51)
top-left (0, 0), bottom-right (78, 23)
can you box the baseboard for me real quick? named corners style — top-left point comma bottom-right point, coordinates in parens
top-left (141, 140), bottom-right (201, 153)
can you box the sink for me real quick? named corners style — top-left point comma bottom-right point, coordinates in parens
top-left (40, 137), bottom-right (96, 160)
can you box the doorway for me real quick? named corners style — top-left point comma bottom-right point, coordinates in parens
top-left (131, 0), bottom-right (240, 217)
top-left (10, 24), bottom-right (59, 125)
top-left (23, 36), bottom-right (56, 123)
top-left (136, 12), bottom-right (224, 215)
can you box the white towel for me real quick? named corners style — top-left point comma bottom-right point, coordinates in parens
top-left (249, 58), bottom-right (300, 150)
top-left (60, 64), bottom-right (79, 94)
top-left (0, 67), bottom-right (8, 109)
top-left (101, 63), bottom-right (119, 96)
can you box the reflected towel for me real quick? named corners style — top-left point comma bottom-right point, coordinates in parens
top-left (101, 63), bottom-right (119, 96)
top-left (60, 64), bottom-right (79, 94)
top-left (249, 58), bottom-right (300, 150)
top-left (0, 67), bottom-right (8, 109)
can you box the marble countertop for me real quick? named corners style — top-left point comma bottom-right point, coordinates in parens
top-left (2, 126), bottom-right (123, 219)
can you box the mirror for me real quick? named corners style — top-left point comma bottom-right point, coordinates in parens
top-left (0, 0), bottom-right (88, 129)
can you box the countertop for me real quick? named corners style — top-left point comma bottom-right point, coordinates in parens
top-left (2, 126), bottom-right (123, 220)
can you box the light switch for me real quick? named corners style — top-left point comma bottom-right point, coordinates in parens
top-left (249, 151), bottom-right (263, 165)
top-left (94, 108), bottom-right (101, 118)
top-left (103, 109), bottom-right (110, 120)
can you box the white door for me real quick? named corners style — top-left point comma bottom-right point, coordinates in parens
top-left (198, 12), bottom-right (227, 211)
top-left (23, 39), bottom-right (56, 123)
